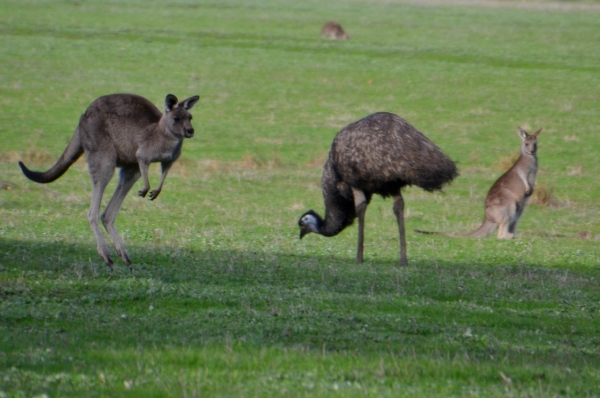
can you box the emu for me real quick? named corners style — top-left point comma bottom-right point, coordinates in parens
top-left (298, 112), bottom-right (458, 266)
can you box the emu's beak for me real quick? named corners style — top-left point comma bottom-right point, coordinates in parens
top-left (299, 227), bottom-right (308, 239)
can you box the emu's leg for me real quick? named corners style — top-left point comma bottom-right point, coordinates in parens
top-left (392, 192), bottom-right (408, 267)
top-left (87, 159), bottom-right (115, 268)
top-left (352, 188), bottom-right (368, 264)
top-left (101, 166), bottom-right (141, 269)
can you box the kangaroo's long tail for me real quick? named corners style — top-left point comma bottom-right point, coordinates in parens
top-left (463, 219), bottom-right (497, 238)
top-left (415, 219), bottom-right (498, 238)
top-left (19, 128), bottom-right (84, 184)
top-left (414, 229), bottom-right (447, 235)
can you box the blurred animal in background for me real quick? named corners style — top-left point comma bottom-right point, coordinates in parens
top-left (321, 21), bottom-right (349, 40)
top-left (19, 93), bottom-right (200, 270)
top-left (416, 127), bottom-right (542, 239)
top-left (298, 112), bottom-right (458, 267)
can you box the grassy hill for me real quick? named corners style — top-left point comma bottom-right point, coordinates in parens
top-left (1, 0), bottom-right (599, 396)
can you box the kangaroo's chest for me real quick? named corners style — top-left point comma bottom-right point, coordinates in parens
top-left (135, 138), bottom-right (182, 164)
top-left (152, 141), bottom-right (182, 162)
top-left (522, 168), bottom-right (537, 185)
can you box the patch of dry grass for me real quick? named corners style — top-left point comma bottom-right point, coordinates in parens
top-left (567, 165), bottom-right (584, 176)
top-left (530, 183), bottom-right (559, 207)
top-left (0, 149), bottom-right (55, 165)
top-left (563, 135), bottom-right (580, 143)
top-left (384, 0), bottom-right (600, 11)
top-left (495, 152), bottom-right (519, 171)
top-left (304, 154), bottom-right (328, 169)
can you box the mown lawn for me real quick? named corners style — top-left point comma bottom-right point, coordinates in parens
top-left (1, 0), bottom-right (599, 396)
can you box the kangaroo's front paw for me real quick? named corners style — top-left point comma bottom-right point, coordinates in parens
top-left (138, 188), bottom-right (149, 198)
top-left (149, 189), bottom-right (161, 201)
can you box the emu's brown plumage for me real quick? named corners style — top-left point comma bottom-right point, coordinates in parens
top-left (299, 112), bottom-right (458, 266)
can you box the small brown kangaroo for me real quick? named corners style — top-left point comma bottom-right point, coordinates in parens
top-left (416, 127), bottom-right (541, 239)
top-left (320, 22), bottom-right (349, 40)
top-left (19, 93), bottom-right (200, 270)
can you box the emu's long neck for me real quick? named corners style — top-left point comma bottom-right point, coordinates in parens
top-left (317, 160), bottom-right (356, 237)
top-left (317, 200), bottom-right (355, 237)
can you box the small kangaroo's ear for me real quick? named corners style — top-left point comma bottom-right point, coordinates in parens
top-left (179, 95), bottom-right (200, 111)
top-left (533, 128), bottom-right (542, 137)
top-left (165, 94), bottom-right (179, 112)
top-left (517, 127), bottom-right (528, 140)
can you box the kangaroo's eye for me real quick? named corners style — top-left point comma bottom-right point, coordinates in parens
top-left (173, 117), bottom-right (181, 123)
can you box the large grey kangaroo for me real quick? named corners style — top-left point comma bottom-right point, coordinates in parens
top-left (416, 127), bottom-right (541, 239)
top-left (19, 93), bottom-right (200, 270)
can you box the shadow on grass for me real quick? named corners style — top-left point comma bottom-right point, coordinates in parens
top-left (1, 237), bottom-right (598, 358)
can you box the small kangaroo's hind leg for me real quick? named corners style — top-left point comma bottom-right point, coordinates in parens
top-left (497, 202), bottom-right (517, 239)
top-left (498, 222), bottom-right (511, 239)
top-left (392, 191), bottom-right (408, 267)
top-left (508, 201), bottom-right (526, 238)
top-left (101, 166), bottom-right (141, 270)
top-left (87, 158), bottom-right (116, 268)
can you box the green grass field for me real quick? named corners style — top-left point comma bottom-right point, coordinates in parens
top-left (1, 0), bottom-right (600, 396)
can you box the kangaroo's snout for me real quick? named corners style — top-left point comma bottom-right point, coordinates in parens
top-left (185, 128), bottom-right (194, 138)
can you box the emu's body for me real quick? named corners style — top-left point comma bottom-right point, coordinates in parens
top-left (299, 112), bottom-right (458, 266)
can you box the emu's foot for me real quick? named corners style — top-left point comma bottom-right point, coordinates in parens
top-left (125, 259), bottom-right (134, 275)
top-left (117, 249), bottom-right (130, 264)
top-left (116, 249), bottom-right (134, 274)
top-left (98, 248), bottom-right (114, 271)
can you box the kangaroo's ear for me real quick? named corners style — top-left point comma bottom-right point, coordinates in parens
top-left (165, 94), bottom-right (179, 112)
top-left (533, 128), bottom-right (542, 137)
top-left (179, 95), bottom-right (200, 111)
top-left (517, 127), bottom-right (528, 140)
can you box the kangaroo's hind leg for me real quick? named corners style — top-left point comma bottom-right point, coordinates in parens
top-left (508, 201), bottom-right (526, 238)
top-left (87, 156), bottom-right (116, 268)
top-left (101, 165), bottom-right (141, 269)
top-left (498, 202), bottom-right (517, 239)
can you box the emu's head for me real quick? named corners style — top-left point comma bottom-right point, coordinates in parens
top-left (298, 210), bottom-right (320, 239)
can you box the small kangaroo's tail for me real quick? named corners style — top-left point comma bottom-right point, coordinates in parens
top-left (19, 128), bottom-right (84, 184)
top-left (415, 219), bottom-right (498, 238)
top-left (414, 229), bottom-right (448, 236)
top-left (463, 219), bottom-right (497, 238)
